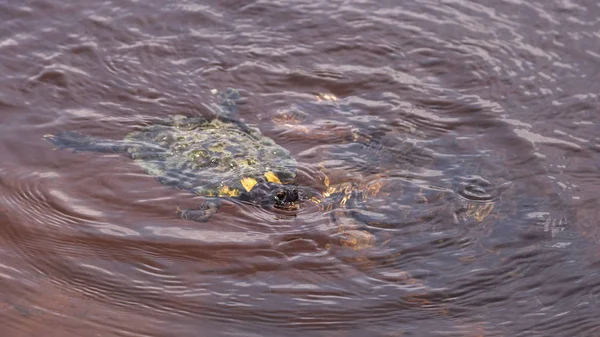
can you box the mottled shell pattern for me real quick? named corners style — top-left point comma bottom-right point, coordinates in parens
top-left (124, 114), bottom-right (297, 197)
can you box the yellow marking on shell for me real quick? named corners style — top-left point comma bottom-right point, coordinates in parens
top-left (264, 171), bottom-right (281, 183)
top-left (218, 186), bottom-right (240, 197)
top-left (240, 177), bottom-right (258, 192)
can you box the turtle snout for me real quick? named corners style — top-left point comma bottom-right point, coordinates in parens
top-left (289, 188), bottom-right (299, 203)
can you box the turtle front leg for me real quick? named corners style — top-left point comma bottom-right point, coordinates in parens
top-left (177, 198), bottom-right (222, 222)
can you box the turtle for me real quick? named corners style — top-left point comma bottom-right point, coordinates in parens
top-left (44, 88), bottom-right (345, 222)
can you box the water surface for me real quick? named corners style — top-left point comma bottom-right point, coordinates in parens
top-left (1, 0), bottom-right (599, 336)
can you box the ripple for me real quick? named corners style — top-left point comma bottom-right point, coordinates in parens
top-left (1, 0), bottom-right (598, 335)
top-left (455, 175), bottom-right (496, 202)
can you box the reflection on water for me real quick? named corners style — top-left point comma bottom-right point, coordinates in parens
top-left (1, 0), bottom-right (599, 336)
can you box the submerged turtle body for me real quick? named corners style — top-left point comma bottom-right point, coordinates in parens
top-left (44, 88), bottom-right (319, 221)
top-left (123, 115), bottom-right (297, 197)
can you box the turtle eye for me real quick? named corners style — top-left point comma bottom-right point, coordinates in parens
top-left (276, 191), bottom-right (286, 200)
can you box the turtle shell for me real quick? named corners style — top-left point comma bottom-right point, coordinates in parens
top-left (124, 115), bottom-right (297, 197)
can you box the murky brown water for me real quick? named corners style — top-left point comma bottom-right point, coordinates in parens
top-left (1, 0), bottom-right (599, 336)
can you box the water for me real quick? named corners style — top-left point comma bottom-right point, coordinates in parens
top-left (1, 0), bottom-right (599, 336)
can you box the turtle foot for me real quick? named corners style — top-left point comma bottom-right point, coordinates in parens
top-left (177, 199), bottom-right (222, 222)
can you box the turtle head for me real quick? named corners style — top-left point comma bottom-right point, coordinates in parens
top-left (246, 182), bottom-right (318, 211)
top-left (272, 186), bottom-right (300, 210)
